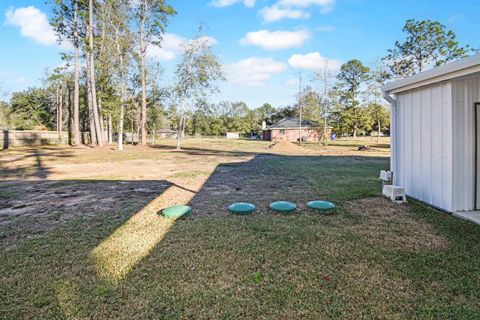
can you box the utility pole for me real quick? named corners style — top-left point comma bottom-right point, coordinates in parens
top-left (298, 71), bottom-right (302, 145)
top-left (56, 85), bottom-right (60, 133)
top-left (322, 59), bottom-right (328, 144)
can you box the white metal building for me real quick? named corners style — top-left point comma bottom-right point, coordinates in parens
top-left (383, 54), bottom-right (480, 215)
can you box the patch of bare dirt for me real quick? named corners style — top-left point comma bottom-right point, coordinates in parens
top-left (0, 143), bottom-right (261, 244)
top-left (0, 180), bottom-right (172, 244)
top-left (357, 145), bottom-right (373, 151)
top-left (268, 141), bottom-right (312, 155)
top-left (343, 197), bottom-right (448, 251)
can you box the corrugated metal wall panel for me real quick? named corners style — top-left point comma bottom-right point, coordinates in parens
top-left (443, 83), bottom-right (453, 211)
top-left (394, 82), bottom-right (454, 212)
top-left (395, 94), bottom-right (403, 187)
top-left (390, 98), bottom-right (397, 180)
top-left (452, 77), bottom-right (480, 211)
top-left (421, 88), bottom-right (432, 204)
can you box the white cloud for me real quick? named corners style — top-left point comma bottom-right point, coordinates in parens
top-left (278, 0), bottom-right (336, 13)
top-left (211, 0), bottom-right (256, 8)
top-left (288, 52), bottom-right (342, 71)
top-left (260, 0), bottom-right (336, 22)
top-left (260, 5), bottom-right (309, 23)
top-left (224, 57), bottom-right (287, 86)
top-left (147, 33), bottom-right (217, 62)
top-left (240, 29), bottom-right (310, 50)
top-left (5, 6), bottom-right (57, 46)
top-left (195, 36), bottom-right (218, 47)
top-left (147, 33), bottom-right (186, 61)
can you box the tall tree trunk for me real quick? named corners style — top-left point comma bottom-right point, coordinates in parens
top-left (58, 85), bottom-right (63, 142)
top-left (88, 0), bottom-right (104, 147)
top-left (140, 58), bottom-right (147, 145)
top-left (131, 119), bottom-right (134, 144)
top-left (181, 118), bottom-right (185, 138)
top-left (73, 0), bottom-right (80, 146)
top-left (108, 115), bottom-right (112, 144)
top-left (68, 85), bottom-right (73, 145)
top-left (98, 7), bottom-right (106, 144)
top-left (176, 114), bottom-right (184, 150)
top-left (56, 86), bottom-right (60, 133)
top-left (152, 124), bottom-right (155, 145)
top-left (117, 39), bottom-right (125, 151)
top-left (98, 98), bottom-right (105, 141)
top-left (140, 54), bottom-right (147, 145)
top-left (136, 109), bottom-right (141, 140)
top-left (139, 3), bottom-right (147, 146)
top-left (87, 75), bottom-right (96, 145)
top-left (118, 100), bottom-right (124, 150)
top-left (117, 91), bottom-right (125, 150)
top-left (377, 119), bottom-right (381, 143)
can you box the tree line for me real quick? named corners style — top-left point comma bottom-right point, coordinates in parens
top-left (0, 12), bottom-right (477, 146)
top-left (0, 0), bottom-right (223, 150)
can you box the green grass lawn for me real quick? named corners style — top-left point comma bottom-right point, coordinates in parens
top-left (1, 140), bottom-right (479, 319)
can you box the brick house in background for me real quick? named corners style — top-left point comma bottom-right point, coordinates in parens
top-left (262, 117), bottom-right (332, 142)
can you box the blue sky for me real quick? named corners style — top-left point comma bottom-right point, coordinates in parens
top-left (0, 0), bottom-right (479, 108)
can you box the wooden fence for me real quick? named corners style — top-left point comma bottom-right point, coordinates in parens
top-left (0, 130), bottom-right (90, 149)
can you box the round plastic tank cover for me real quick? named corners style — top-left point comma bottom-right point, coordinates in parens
top-left (307, 201), bottom-right (336, 212)
top-left (270, 201), bottom-right (297, 213)
top-left (162, 205), bottom-right (192, 218)
top-left (228, 202), bottom-right (256, 215)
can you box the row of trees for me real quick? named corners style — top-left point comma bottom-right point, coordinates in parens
top-left (49, 0), bottom-right (180, 148)
top-left (0, 16), bottom-right (477, 145)
top-left (0, 0), bottom-right (224, 150)
top-left (291, 18), bottom-right (476, 140)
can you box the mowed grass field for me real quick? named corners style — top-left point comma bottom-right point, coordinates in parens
top-left (1, 138), bottom-right (480, 319)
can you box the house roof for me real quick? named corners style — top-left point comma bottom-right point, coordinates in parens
top-left (266, 117), bottom-right (319, 129)
top-left (382, 53), bottom-right (480, 94)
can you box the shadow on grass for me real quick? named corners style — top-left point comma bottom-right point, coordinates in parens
top-left (0, 146), bottom-right (75, 179)
top-left (0, 151), bottom-right (394, 317)
top-left (3, 151), bottom-right (480, 318)
top-left (188, 154), bottom-right (389, 215)
top-left (149, 143), bottom-right (267, 157)
top-left (0, 180), bottom-right (175, 243)
top-left (323, 141), bottom-right (390, 149)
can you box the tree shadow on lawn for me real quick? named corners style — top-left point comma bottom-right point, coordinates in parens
top-left (0, 146), bottom-right (75, 179)
top-left (150, 144), bottom-right (269, 157)
top-left (188, 153), bottom-right (390, 215)
top-left (2, 154), bottom-right (480, 319)
top-left (326, 141), bottom-right (390, 149)
top-left (0, 179), bottom-right (175, 245)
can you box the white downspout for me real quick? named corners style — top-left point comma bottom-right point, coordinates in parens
top-left (384, 92), bottom-right (397, 185)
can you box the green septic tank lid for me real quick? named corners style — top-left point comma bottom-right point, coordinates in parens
top-left (270, 201), bottom-right (297, 213)
top-left (307, 200), bottom-right (336, 212)
top-left (228, 202), bottom-right (256, 215)
top-left (162, 205), bottom-right (192, 219)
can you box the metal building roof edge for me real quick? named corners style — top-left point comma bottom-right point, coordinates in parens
top-left (382, 53), bottom-right (480, 94)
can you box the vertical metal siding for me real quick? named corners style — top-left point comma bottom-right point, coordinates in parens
top-left (390, 99), bottom-right (397, 179)
top-left (452, 77), bottom-right (480, 211)
top-left (394, 82), bottom-right (454, 212)
top-left (420, 88), bottom-right (431, 203)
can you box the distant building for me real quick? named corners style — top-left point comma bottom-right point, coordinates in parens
top-left (262, 117), bottom-right (332, 142)
top-left (226, 132), bottom-right (240, 139)
top-left (157, 129), bottom-right (177, 139)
